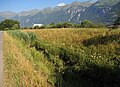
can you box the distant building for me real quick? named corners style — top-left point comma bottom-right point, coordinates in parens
top-left (107, 24), bottom-right (120, 29)
top-left (33, 24), bottom-right (43, 28)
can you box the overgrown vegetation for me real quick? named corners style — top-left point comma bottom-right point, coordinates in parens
top-left (4, 28), bottom-right (120, 87)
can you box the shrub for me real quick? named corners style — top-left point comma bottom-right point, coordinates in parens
top-left (8, 31), bottom-right (38, 46)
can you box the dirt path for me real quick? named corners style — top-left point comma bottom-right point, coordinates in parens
top-left (0, 31), bottom-right (3, 86)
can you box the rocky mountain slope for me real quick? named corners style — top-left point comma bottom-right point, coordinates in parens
top-left (12, 1), bottom-right (93, 27)
top-left (78, 0), bottom-right (120, 24)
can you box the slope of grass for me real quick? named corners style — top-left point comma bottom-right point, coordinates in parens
top-left (3, 31), bottom-right (53, 87)
top-left (3, 28), bottom-right (120, 87)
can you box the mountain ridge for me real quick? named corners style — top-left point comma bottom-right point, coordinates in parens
top-left (0, 0), bottom-right (120, 27)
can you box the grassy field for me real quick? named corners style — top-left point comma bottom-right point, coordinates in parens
top-left (3, 28), bottom-right (120, 87)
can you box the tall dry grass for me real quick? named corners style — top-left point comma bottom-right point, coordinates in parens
top-left (3, 32), bottom-right (52, 87)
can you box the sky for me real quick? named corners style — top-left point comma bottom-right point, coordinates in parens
top-left (0, 0), bottom-right (98, 13)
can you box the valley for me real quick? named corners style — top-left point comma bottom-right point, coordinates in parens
top-left (1, 0), bottom-right (120, 86)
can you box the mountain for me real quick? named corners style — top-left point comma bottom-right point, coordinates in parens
top-left (0, 16), bottom-right (4, 21)
top-left (78, 0), bottom-right (120, 24)
top-left (13, 9), bottom-right (39, 21)
top-left (0, 0), bottom-right (120, 27)
top-left (13, 1), bottom-right (94, 27)
top-left (95, 0), bottom-right (120, 6)
top-left (15, 9), bottom-right (39, 17)
top-left (0, 11), bottom-right (16, 19)
top-left (12, 9), bottom-right (39, 27)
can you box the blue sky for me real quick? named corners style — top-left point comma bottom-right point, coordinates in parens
top-left (0, 0), bottom-right (98, 13)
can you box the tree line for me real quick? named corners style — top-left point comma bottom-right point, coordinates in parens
top-left (31, 16), bottom-right (120, 29)
top-left (0, 15), bottom-right (120, 30)
top-left (32, 20), bottom-right (105, 29)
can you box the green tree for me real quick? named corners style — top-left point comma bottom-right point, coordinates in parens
top-left (74, 24), bottom-right (81, 28)
top-left (12, 24), bottom-right (19, 29)
top-left (96, 23), bottom-right (105, 28)
top-left (48, 22), bottom-right (56, 28)
top-left (113, 13), bottom-right (120, 29)
top-left (56, 23), bottom-right (63, 28)
top-left (114, 16), bottom-right (120, 25)
top-left (80, 20), bottom-right (94, 28)
top-left (33, 26), bottom-right (40, 29)
top-left (0, 19), bottom-right (20, 30)
top-left (0, 23), bottom-right (5, 30)
top-left (55, 22), bottom-right (74, 28)
top-left (39, 25), bottom-right (46, 29)
top-left (62, 22), bottom-right (73, 28)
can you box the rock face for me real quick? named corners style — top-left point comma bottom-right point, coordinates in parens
top-left (78, 0), bottom-right (120, 25)
top-left (0, 0), bottom-right (120, 27)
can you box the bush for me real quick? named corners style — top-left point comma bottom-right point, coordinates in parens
top-left (8, 31), bottom-right (38, 46)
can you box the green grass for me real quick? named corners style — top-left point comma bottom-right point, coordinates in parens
top-left (3, 28), bottom-right (120, 87)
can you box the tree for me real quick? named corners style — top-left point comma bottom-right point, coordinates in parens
top-left (96, 23), bottom-right (105, 28)
top-left (113, 13), bottom-right (120, 29)
top-left (74, 24), bottom-right (81, 28)
top-left (12, 24), bottom-right (19, 29)
top-left (0, 23), bottom-right (5, 30)
top-left (0, 19), bottom-right (20, 30)
top-left (114, 16), bottom-right (120, 27)
top-left (80, 20), bottom-right (94, 28)
top-left (33, 26), bottom-right (40, 29)
top-left (62, 22), bottom-right (73, 28)
top-left (56, 23), bottom-right (63, 28)
top-left (48, 22), bottom-right (56, 28)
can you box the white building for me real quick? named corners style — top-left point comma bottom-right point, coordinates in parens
top-left (33, 24), bottom-right (44, 28)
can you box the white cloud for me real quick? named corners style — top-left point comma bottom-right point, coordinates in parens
top-left (57, 3), bottom-right (66, 7)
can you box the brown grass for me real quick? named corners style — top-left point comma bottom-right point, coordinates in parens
top-left (3, 32), bottom-right (52, 87)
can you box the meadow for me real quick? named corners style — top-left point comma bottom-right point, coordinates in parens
top-left (3, 28), bottom-right (120, 87)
